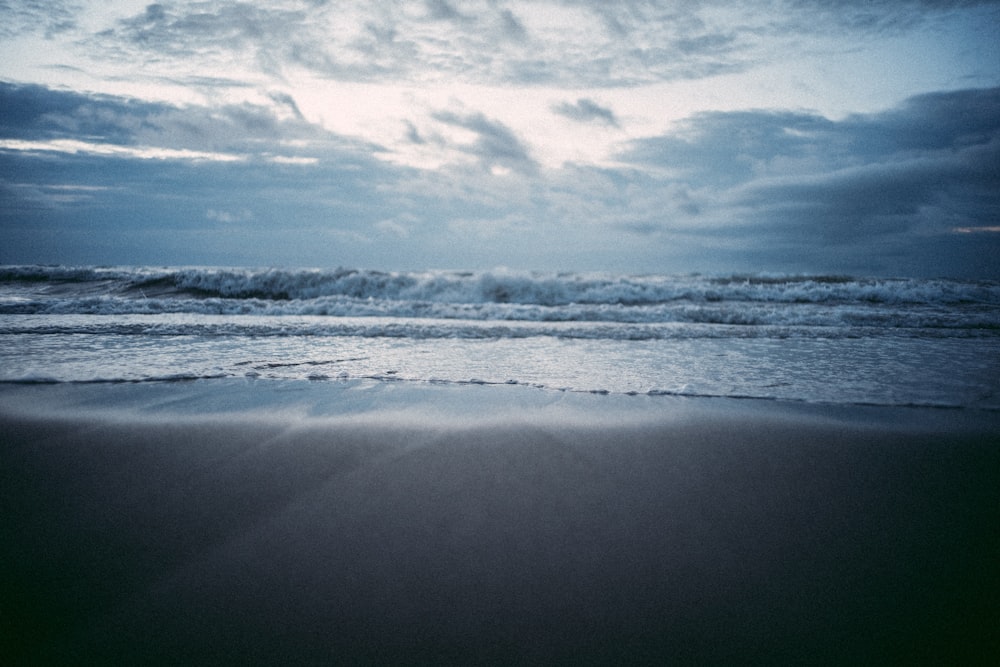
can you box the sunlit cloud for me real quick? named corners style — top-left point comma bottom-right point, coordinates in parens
top-left (267, 155), bottom-right (320, 165)
top-left (0, 138), bottom-right (245, 162)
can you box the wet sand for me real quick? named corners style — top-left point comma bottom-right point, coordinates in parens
top-left (2, 380), bottom-right (999, 664)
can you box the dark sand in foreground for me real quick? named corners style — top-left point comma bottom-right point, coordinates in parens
top-left (2, 381), bottom-right (999, 665)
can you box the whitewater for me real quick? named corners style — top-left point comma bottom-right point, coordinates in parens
top-left (2, 265), bottom-right (998, 408)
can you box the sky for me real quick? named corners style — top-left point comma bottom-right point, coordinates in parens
top-left (1, 0), bottom-right (999, 277)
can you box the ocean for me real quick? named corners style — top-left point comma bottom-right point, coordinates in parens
top-left (2, 264), bottom-right (999, 409)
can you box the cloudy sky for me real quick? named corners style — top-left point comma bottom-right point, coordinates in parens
top-left (1, 0), bottom-right (998, 277)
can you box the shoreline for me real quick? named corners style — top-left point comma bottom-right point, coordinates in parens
top-left (3, 379), bottom-right (999, 664)
top-left (3, 375), bottom-right (999, 419)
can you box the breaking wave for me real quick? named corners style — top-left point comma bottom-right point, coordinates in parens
top-left (2, 265), bottom-right (999, 331)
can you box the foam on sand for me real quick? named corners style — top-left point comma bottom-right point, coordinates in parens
top-left (2, 380), bottom-right (999, 664)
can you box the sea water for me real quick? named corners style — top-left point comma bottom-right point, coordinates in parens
top-left (1, 265), bottom-right (998, 409)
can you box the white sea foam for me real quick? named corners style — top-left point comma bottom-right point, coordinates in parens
top-left (4, 264), bottom-right (999, 304)
top-left (2, 265), bottom-right (999, 406)
top-left (2, 265), bottom-right (998, 330)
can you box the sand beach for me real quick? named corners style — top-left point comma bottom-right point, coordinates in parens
top-left (2, 379), bottom-right (999, 665)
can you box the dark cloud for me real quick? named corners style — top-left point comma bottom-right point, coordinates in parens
top-left (431, 110), bottom-right (537, 173)
top-left (97, 1), bottom-right (316, 78)
top-left (730, 153), bottom-right (981, 244)
top-left (266, 91), bottom-right (305, 121)
top-left (0, 84), bottom-right (567, 268)
top-left (674, 32), bottom-right (737, 56)
top-left (0, 81), bottom-right (153, 143)
top-left (497, 8), bottom-right (528, 41)
top-left (98, 2), bottom-right (426, 82)
top-left (403, 121), bottom-right (425, 145)
top-left (621, 110), bottom-right (838, 185)
top-left (616, 87), bottom-right (1000, 273)
top-left (624, 87), bottom-right (1000, 202)
top-left (840, 87), bottom-right (1000, 154)
top-left (108, 2), bottom-right (302, 52)
top-left (0, 81), bottom-right (331, 157)
top-left (0, 0), bottom-right (79, 38)
top-left (0, 148), bottom-right (399, 266)
top-left (552, 98), bottom-right (619, 127)
top-left (424, 0), bottom-right (469, 22)
top-left (0, 84), bottom-right (409, 266)
top-left (787, 0), bottom-right (1000, 32)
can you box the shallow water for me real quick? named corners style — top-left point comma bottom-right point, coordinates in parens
top-left (2, 266), bottom-right (999, 408)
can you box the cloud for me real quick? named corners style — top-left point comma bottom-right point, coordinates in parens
top-left (403, 120), bottom-right (425, 145)
top-left (0, 81), bottom-right (139, 143)
top-left (0, 81), bottom-right (338, 160)
top-left (77, 0), bottom-right (997, 89)
top-left (0, 81), bottom-right (408, 263)
top-left (552, 98), bottom-right (619, 127)
top-left (954, 225), bottom-right (1000, 233)
top-left (430, 110), bottom-right (537, 174)
top-left (424, 0), bottom-right (469, 22)
top-left (106, 2), bottom-right (305, 55)
top-left (95, 1), bottom-right (332, 81)
top-left (374, 218), bottom-right (412, 238)
top-left (0, 0), bottom-right (79, 38)
top-left (728, 144), bottom-right (998, 244)
top-left (0, 181), bottom-right (110, 212)
top-left (497, 8), bottom-right (528, 42)
top-left (0, 137), bottom-right (245, 162)
top-left (206, 208), bottom-right (254, 223)
top-left (0, 137), bottom-right (406, 267)
top-left (620, 109), bottom-right (839, 185)
top-left (622, 86), bottom-right (1000, 194)
top-left (786, 0), bottom-right (1000, 33)
top-left (2, 70), bottom-right (998, 276)
top-left (266, 91), bottom-right (305, 120)
top-left (614, 86), bottom-right (1000, 271)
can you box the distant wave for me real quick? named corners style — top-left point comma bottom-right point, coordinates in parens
top-left (2, 265), bottom-right (999, 331)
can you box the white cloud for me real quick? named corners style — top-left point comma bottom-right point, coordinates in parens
top-left (375, 218), bottom-right (412, 238)
top-left (0, 138), bottom-right (245, 161)
top-left (267, 155), bottom-right (319, 165)
top-left (952, 226), bottom-right (1000, 233)
top-left (206, 208), bottom-right (254, 223)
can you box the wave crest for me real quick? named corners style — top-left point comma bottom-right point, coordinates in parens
top-left (2, 265), bottom-right (999, 330)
